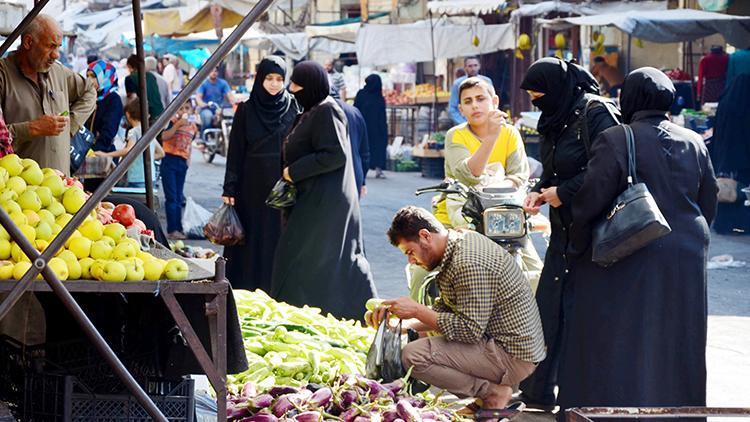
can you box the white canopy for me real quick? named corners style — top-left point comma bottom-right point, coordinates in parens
top-left (510, 0), bottom-right (667, 24)
top-left (426, 0), bottom-right (506, 16)
top-left (356, 19), bottom-right (514, 66)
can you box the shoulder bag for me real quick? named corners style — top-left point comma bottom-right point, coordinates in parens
top-left (70, 109), bottom-right (96, 174)
top-left (591, 124), bottom-right (672, 267)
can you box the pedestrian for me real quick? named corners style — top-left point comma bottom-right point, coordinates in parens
top-left (448, 57), bottom-right (493, 125)
top-left (221, 56), bottom-right (300, 292)
top-left (337, 99), bottom-right (370, 197)
top-left (324, 59), bottom-right (346, 100)
top-left (195, 67), bottom-right (234, 139)
top-left (95, 99), bottom-right (164, 188)
top-left (590, 56), bottom-right (624, 98)
top-left (559, 67), bottom-right (719, 417)
top-left (162, 55), bottom-right (183, 96)
top-left (518, 57), bottom-right (619, 410)
top-left (710, 73), bottom-right (750, 234)
top-left (159, 101), bottom-right (198, 240)
top-left (270, 61), bottom-right (376, 321)
top-left (145, 56), bottom-right (171, 111)
top-left (0, 14), bottom-right (96, 174)
top-left (354, 74), bottom-right (387, 179)
top-left (125, 54), bottom-right (164, 124)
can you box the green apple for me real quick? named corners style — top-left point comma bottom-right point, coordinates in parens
top-left (0, 239), bottom-right (10, 260)
top-left (0, 225), bottom-right (9, 241)
top-left (112, 242), bottom-right (136, 261)
top-left (20, 162), bottom-right (43, 186)
top-left (0, 261), bottom-right (14, 279)
top-left (42, 175), bottom-right (65, 198)
top-left (103, 223), bottom-right (127, 243)
top-left (55, 213), bottom-right (73, 227)
top-left (19, 224), bottom-right (36, 242)
top-left (163, 258), bottom-right (189, 280)
top-left (9, 211), bottom-right (27, 226)
top-left (62, 187), bottom-right (86, 214)
top-left (79, 257), bottom-right (94, 279)
top-left (35, 186), bottom-right (53, 207)
top-left (123, 259), bottom-right (145, 281)
top-left (11, 243), bottom-right (29, 263)
top-left (37, 209), bottom-right (55, 225)
top-left (35, 221), bottom-right (52, 241)
top-left (0, 154), bottom-right (24, 177)
top-left (65, 258), bottom-right (82, 280)
top-left (99, 236), bottom-right (116, 248)
top-left (12, 261), bottom-right (33, 280)
top-left (68, 237), bottom-right (91, 259)
top-left (143, 259), bottom-right (165, 281)
top-left (0, 190), bottom-right (17, 202)
top-left (79, 220), bottom-right (104, 241)
top-left (47, 257), bottom-right (69, 281)
top-left (18, 190), bottom-right (41, 212)
top-left (100, 261), bottom-right (127, 282)
top-left (7, 176), bottom-right (27, 195)
top-left (90, 240), bottom-right (113, 260)
top-left (2, 200), bottom-right (21, 215)
top-left (47, 201), bottom-right (66, 217)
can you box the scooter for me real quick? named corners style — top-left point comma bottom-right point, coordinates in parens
top-left (199, 102), bottom-right (234, 163)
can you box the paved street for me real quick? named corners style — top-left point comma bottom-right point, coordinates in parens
top-left (172, 151), bottom-right (750, 416)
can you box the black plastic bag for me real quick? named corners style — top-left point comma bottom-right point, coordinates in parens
top-left (70, 126), bottom-right (95, 174)
top-left (204, 204), bottom-right (245, 246)
top-left (265, 179), bottom-right (296, 210)
top-left (365, 311), bottom-right (405, 383)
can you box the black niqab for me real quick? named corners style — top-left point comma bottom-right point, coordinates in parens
top-left (249, 56), bottom-right (293, 135)
top-left (520, 58), bottom-right (599, 135)
top-left (290, 61), bottom-right (330, 112)
top-left (354, 74), bottom-right (388, 169)
top-left (620, 67), bottom-right (675, 124)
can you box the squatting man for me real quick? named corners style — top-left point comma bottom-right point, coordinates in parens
top-left (367, 207), bottom-right (546, 412)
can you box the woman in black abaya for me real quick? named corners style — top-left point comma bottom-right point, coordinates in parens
top-left (271, 61), bottom-right (376, 321)
top-left (222, 56), bottom-right (300, 291)
top-left (559, 68), bottom-right (718, 419)
top-left (355, 74), bottom-right (388, 178)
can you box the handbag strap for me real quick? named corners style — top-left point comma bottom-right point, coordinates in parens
top-left (623, 124), bottom-right (637, 186)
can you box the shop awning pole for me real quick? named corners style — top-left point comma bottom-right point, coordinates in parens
top-left (626, 34), bottom-right (632, 73)
top-left (429, 10), bottom-right (438, 133)
top-left (133, 0), bottom-right (155, 210)
top-left (0, 0), bottom-right (51, 56)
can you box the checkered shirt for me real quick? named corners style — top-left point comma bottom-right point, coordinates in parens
top-left (433, 230), bottom-right (546, 363)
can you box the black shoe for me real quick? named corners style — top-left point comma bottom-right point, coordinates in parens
top-left (511, 392), bottom-right (556, 412)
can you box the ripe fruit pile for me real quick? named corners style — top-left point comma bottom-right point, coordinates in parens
top-left (0, 154), bottom-right (189, 282)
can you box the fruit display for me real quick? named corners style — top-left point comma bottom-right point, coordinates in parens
top-left (0, 154), bottom-right (188, 282)
top-left (229, 290), bottom-right (373, 392)
top-left (384, 84), bottom-right (450, 105)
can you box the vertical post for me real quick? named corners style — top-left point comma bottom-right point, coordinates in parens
top-left (428, 11), bottom-right (437, 133)
top-left (360, 0), bottom-right (369, 22)
top-left (133, 0), bottom-right (155, 210)
top-left (626, 34), bottom-right (632, 74)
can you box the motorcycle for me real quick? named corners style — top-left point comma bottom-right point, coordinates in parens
top-left (198, 102), bottom-right (234, 163)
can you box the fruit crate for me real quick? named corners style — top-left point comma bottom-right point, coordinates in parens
top-left (20, 373), bottom-right (195, 422)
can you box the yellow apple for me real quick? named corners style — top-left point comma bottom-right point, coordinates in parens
top-left (123, 259), bottom-right (145, 281)
top-left (0, 225), bottom-right (8, 241)
top-left (163, 258), bottom-right (189, 280)
top-left (19, 224), bottom-right (36, 242)
top-left (56, 213), bottom-right (73, 227)
top-left (118, 237), bottom-right (141, 251)
top-left (79, 257), bottom-right (94, 279)
top-left (35, 221), bottom-right (52, 241)
top-left (12, 261), bottom-right (34, 280)
top-left (64, 230), bottom-right (82, 248)
top-left (100, 261), bottom-right (127, 282)
top-left (79, 220), bottom-right (104, 241)
top-left (47, 201), bottom-right (66, 217)
top-left (143, 259), bottom-right (165, 281)
top-left (0, 260), bottom-right (14, 279)
top-left (58, 250), bottom-right (78, 264)
top-left (0, 154), bottom-right (24, 177)
top-left (35, 186), bottom-right (53, 207)
top-left (47, 257), bottom-right (69, 281)
top-left (0, 190), bottom-right (17, 202)
top-left (9, 211), bottom-right (27, 227)
top-left (62, 187), bottom-right (86, 214)
top-left (23, 210), bottom-right (40, 227)
top-left (90, 259), bottom-right (106, 280)
top-left (7, 176), bottom-right (27, 195)
top-left (0, 239), bottom-right (10, 259)
top-left (136, 251), bottom-right (155, 263)
top-left (34, 239), bottom-right (49, 253)
top-left (37, 209), bottom-right (55, 225)
top-left (103, 223), bottom-right (127, 243)
top-left (90, 240), bottom-right (113, 260)
top-left (99, 236), bottom-right (116, 248)
top-left (68, 237), bottom-right (92, 259)
top-left (20, 162), bottom-right (43, 186)
top-left (1, 200), bottom-right (21, 215)
top-left (112, 242), bottom-right (136, 261)
top-left (11, 243), bottom-right (29, 262)
top-left (51, 223), bottom-right (62, 235)
top-left (17, 190), bottom-right (41, 212)
top-left (65, 259), bottom-right (82, 280)
top-left (0, 167), bottom-right (9, 185)
top-left (41, 175), bottom-right (66, 198)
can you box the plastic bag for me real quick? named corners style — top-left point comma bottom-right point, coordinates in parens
top-left (265, 179), bottom-right (296, 210)
top-left (182, 197), bottom-right (213, 239)
top-left (203, 204), bottom-right (245, 246)
top-left (365, 310), bottom-right (405, 383)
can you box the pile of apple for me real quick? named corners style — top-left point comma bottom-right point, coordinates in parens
top-left (0, 154), bottom-right (189, 282)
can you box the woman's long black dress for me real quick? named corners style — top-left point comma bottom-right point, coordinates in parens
top-left (354, 74), bottom-right (388, 171)
top-left (223, 100), bottom-right (299, 292)
top-left (270, 97), bottom-right (376, 321)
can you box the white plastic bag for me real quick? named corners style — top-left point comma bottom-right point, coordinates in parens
top-left (182, 197), bottom-right (212, 239)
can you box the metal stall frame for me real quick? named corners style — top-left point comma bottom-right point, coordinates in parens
top-left (567, 407), bottom-right (750, 421)
top-left (0, 0), bottom-right (277, 419)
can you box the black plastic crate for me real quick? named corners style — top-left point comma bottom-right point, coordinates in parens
top-left (22, 373), bottom-right (195, 422)
top-left (0, 336), bottom-right (44, 415)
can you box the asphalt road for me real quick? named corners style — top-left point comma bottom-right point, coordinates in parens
top-left (172, 151), bottom-right (750, 416)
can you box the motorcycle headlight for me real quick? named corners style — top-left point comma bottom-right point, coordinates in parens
top-left (483, 208), bottom-right (526, 239)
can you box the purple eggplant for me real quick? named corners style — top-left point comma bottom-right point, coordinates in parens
top-left (272, 396), bottom-right (296, 417)
top-left (405, 397), bottom-right (426, 409)
top-left (352, 417), bottom-right (370, 422)
top-left (338, 390), bottom-right (358, 409)
top-left (382, 410), bottom-right (400, 422)
top-left (250, 394), bottom-right (274, 409)
top-left (228, 402), bottom-right (251, 419)
top-left (294, 411), bottom-right (322, 421)
top-left (240, 413), bottom-right (279, 422)
top-left (340, 408), bottom-right (360, 422)
top-left (307, 387), bottom-right (333, 408)
top-left (242, 382), bottom-right (258, 399)
top-left (381, 380), bottom-right (404, 395)
top-left (396, 399), bottom-right (422, 422)
top-left (269, 386), bottom-right (299, 397)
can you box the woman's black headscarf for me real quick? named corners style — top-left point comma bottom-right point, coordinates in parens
top-left (712, 73), bottom-right (750, 176)
top-left (619, 67), bottom-right (675, 124)
top-left (248, 56), bottom-right (293, 135)
top-left (520, 58), bottom-right (599, 135)
top-left (290, 61), bottom-right (330, 111)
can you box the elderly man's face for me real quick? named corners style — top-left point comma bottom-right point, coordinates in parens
top-left (24, 24), bottom-right (62, 73)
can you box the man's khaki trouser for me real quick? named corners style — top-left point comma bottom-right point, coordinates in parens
top-left (402, 336), bottom-right (536, 400)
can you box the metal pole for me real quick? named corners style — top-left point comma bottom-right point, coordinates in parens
top-left (428, 11), bottom-right (437, 133)
top-left (0, 0), bottom-right (51, 56)
top-left (133, 0), bottom-right (155, 210)
top-left (626, 34), bottom-right (632, 74)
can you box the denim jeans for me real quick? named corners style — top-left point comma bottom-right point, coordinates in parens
top-left (160, 154), bottom-right (188, 233)
top-left (199, 108), bottom-right (214, 138)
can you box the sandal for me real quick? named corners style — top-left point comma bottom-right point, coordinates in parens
top-left (476, 401), bottom-right (525, 421)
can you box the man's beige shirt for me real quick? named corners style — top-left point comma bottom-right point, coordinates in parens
top-left (0, 53), bottom-right (96, 174)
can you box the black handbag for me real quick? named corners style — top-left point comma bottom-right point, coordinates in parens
top-left (70, 112), bottom-right (96, 174)
top-left (265, 178), bottom-right (297, 210)
top-left (591, 124), bottom-right (671, 267)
